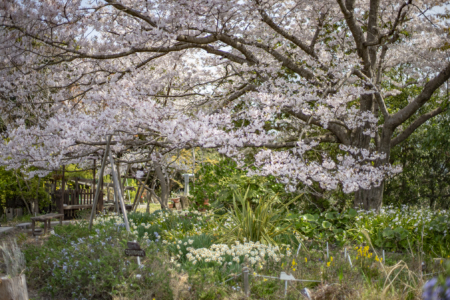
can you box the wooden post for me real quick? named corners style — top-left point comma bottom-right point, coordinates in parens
top-left (51, 180), bottom-right (56, 212)
top-left (88, 135), bottom-right (112, 230)
top-left (113, 180), bottom-right (119, 214)
top-left (132, 169), bottom-right (151, 211)
top-left (101, 170), bottom-right (104, 211)
top-left (61, 166), bottom-right (65, 220)
top-left (116, 163), bottom-right (122, 196)
top-left (242, 266), bottom-right (249, 297)
top-left (0, 274), bottom-right (29, 300)
top-left (146, 191), bottom-right (151, 213)
top-left (75, 177), bottom-right (79, 205)
top-left (109, 154), bottom-right (130, 232)
top-left (93, 159), bottom-right (96, 204)
top-left (132, 185), bottom-right (142, 212)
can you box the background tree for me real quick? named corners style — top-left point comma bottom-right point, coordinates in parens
top-left (0, 167), bottom-right (51, 215)
top-left (384, 110), bottom-right (450, 208)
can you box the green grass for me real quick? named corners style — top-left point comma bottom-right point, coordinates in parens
top-left (135, 203), bottom-right (161, 213)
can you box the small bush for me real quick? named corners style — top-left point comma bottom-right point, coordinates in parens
top-left (216, 187), bottom-right (300, 245)
top-left (24, 220), bottom-right (172, 299)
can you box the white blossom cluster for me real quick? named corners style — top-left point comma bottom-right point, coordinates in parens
top-left (185, 240), bottom-right (283, 267)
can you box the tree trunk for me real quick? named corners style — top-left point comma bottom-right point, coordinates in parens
top-left (354, 183), bottom-right (384, 210)
top-left (154, 164), bottom-right (169, 209)
top-left (353, 123), bottom-right (393, 211)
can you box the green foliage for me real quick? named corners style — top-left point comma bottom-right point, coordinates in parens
top-left (127, 210), bottom-right (216, 241)
top-left (167, 234), bottom-right (215, 263)
top-left (24, 220), bottom-right (173, 299)
top-left (21, 205), bottom-right (450, 299)
top-left (291, 208), bottom-right (358, 245)
top-left (216, 187), bottom-right (301, 245)
top-left (0, 167), bottom-right (51, 212)
top-left (192, 156), bottom-right (293, 208)
top-left (353, 206), bottom-right (450, 256)
top-left (381, 66), bottom-right (450, 209)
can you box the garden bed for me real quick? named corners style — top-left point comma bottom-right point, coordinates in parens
top-left (3, 205), bottom-right (446, 299)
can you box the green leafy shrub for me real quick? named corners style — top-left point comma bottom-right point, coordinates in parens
top-left (291, 208), bottom-right (358, 245)
top-left (24, 220), bottom-right (172, 299)
top-left (192, 157), bottom-right (293, 208)
top-left (127, 210), bottom-right (216, 241)
top-left (353, 206), bottom-right (450, 255)
top-left (216, 187), bottom-right (300, 245)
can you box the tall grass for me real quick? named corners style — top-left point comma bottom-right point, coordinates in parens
top-left (217, 187), bottom-right (301, 245)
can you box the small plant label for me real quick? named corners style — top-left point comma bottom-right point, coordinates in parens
top-left (127, 241), bottom-right (140, 250)
top-left (279, 272), bottom-right (295, 281)
top-left (125, 241), bottom-right (146, 257)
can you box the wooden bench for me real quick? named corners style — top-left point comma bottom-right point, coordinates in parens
top-left (30, 213), bottom-right (64, 236)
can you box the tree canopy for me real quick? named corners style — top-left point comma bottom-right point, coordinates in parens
top-left (0, 0), bottom-right (449, 209)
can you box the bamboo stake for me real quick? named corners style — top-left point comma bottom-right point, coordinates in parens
top-left (109, 154), bottom-right (130, 232)
top-left (89, 135), bottom-right (112, 230)
top-left (132, 169), bottom-right (151, 211)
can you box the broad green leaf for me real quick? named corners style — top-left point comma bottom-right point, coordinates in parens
top-left (322, 221), bottom-right (332, 229)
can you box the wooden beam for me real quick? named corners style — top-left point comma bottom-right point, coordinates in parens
top-left (88, 136), bottom-right (112, 230)
top-left (109, 151), bottom-right (130, 232)
top-left (61, 166), bottom-right (66, 220)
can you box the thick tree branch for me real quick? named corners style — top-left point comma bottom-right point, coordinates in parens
top-left (390, 62), bottom-right (450, 128)
top-left (256, 3), bottom-right (318, 59)
top-left (353, 69), bottom-right (389, 118)
top-left (75, 139), bottom-right (169, 147)
top-left (104, 0), bottom-right (158, 27)
top-left (336, 0), bottom-right (371, 72)
top-left (282, 108), bottom-right (350, 144)
top-left (239, 39), bottom-right (316, 80)
top-left (363, 0), bottom-right (411, 47)
top-left (242, 134), bottom-right (339, 148)
top-left (390, 106), bottom-right (446, 147)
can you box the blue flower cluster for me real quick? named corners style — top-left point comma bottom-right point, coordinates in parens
top-left (423, 278), bottom-right (450, 300)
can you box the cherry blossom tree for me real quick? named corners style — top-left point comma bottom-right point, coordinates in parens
top-left (0, 0), bottom-right (449, 210)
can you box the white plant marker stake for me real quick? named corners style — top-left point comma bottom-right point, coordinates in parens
top-left (134, 240), bottom-right (141, 266)
top-left (280, 272), bottom-right (295, 297)
top-left (296, 243), bottom-right (302, 256)
top-left (326, 242), bottom-right (329, 259)
top-left (344, 247), bottom-right (347, 259)
top-left (134, 239), bottom-right (141, 278)
top-left (347, 253), bottom-right (353, 267)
